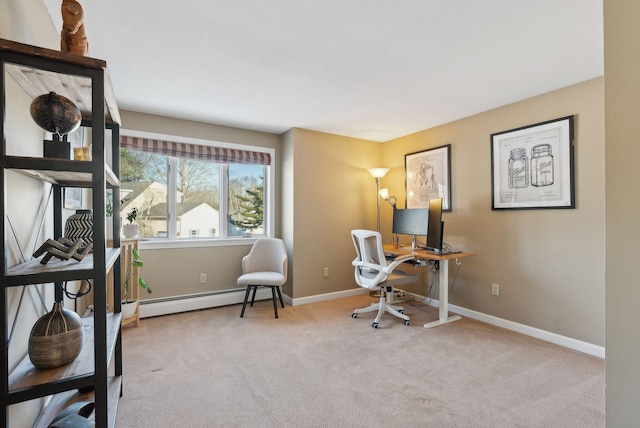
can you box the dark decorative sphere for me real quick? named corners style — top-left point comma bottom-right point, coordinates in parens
top-left (30, 91), bottom-right (81, 136)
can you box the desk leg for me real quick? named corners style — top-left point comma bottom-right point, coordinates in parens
top-left (423, 259), bottom-right (461, 328)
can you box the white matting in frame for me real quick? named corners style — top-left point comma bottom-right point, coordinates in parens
top-left (64, 187), bottom-right (83, 210)
top-left (491, 116), bottom-right (574, 210)
top-left (405, 144), bottom-right (451, 211)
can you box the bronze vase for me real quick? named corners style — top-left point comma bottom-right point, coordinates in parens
top-left (28, 301), bottom-right (84, 369)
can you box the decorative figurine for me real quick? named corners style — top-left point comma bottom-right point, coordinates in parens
top-left (61, 0), bottom-right (88, 56)
top-left (34, 237), bottom-right (93, 264)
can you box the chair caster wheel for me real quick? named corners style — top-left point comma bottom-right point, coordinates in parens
top-left (352, 313), bottom-right (358, 319)
top-left (403, 320), bottom-right (410, 326)
top-left (372, 322), bottom-right (379, 328)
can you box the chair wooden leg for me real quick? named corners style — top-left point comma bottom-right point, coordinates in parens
top-left (240, 286), bottom-right (252, 317)
top-left (276, 286), bottom-right (284, 308)
top-left (271, 286), bottom-right (279, 318)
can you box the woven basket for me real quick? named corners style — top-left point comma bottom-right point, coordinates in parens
top-left (28, 301), bottom-right (84, 369)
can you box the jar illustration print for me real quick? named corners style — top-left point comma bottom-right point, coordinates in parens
top-left (508, 147), bottom-right (528, 188)
top-left (531, 143), bottom-right (554, 187)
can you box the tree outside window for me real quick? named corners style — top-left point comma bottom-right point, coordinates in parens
top-left (119, 147), bottom-right (267, 239)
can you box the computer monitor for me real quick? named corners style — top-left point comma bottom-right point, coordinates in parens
top-left (392, 208), bottom-right (428, 249)
top-left (426, 197), bottom-right (445, 252)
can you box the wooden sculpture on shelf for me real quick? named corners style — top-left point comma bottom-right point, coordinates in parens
top-left (61, 0), bottom-right (88, 56)
top-left (34, 237), bottom-right (93, 265)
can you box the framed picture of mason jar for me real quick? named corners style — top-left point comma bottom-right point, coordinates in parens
top-left (405, 144), bottom-right (451, 211)
top-left (490, 116), bottom-right (574, 210)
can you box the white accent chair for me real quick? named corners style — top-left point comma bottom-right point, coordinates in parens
top-left (238, 238), bottom-right (288, 318)
top-left (351, 229), bottom-right (416, 328)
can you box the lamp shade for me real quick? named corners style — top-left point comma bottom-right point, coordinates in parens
top-left (367, 168), bottom-right (390, 179)
top-left (379, 188), bottom-right (389, 200)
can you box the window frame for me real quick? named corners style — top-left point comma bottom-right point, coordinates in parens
top-left (119, 129), bottom-right (275, 250)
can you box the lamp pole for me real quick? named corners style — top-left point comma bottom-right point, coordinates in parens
top-left (375, 176), bottom-right (382, 232)
top-left (367, 168), bottom-right (389, 233)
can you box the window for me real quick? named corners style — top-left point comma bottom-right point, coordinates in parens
top-left (117, 131), bottom-right (273, 243)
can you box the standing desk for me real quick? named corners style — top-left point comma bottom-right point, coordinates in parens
top-left (383, 245), bottom-right (476, 328)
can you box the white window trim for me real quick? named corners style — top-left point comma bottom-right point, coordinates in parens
top-left (120, 128), bottom-right (275, 249)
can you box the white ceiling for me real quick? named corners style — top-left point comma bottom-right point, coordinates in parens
top-left (47, 0), bottom-right (603, 142)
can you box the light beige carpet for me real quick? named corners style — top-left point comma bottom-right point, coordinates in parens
top-left (116, 294), bottom-right (604, 427)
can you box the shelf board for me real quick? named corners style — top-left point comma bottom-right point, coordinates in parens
top-left (8, 312), bottom-right (122, 394)
top-left (32, 375), bottom-right (122, 428)
top-left (1, 38), bottom-right (121, 125)
top-left (5, 248), bottom-right (120, 286)
top-left (5, 156), bottom-right (119, 187)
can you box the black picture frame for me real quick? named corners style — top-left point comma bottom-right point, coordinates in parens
top-left (405, 144), bottom-right (452, 211)
top-left (491, 116), bottom-right (574, 210)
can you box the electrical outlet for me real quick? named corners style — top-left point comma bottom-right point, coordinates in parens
top-left (491, 283), bottom-right (499, 296)
top-left (323, 267), bottom-right (329, 278)
top-left (200, 273), bottom-right (207, 284)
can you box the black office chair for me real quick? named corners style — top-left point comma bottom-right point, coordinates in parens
top-left (350, 229), bottom-right (416, 328)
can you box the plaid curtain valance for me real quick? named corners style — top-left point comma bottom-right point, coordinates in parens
top-left (120, 135), bottom-right (271, 166)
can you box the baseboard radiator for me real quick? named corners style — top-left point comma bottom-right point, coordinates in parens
top-left (139, 288), bottom-right (277, 319)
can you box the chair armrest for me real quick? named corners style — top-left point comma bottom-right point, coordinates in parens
top-left (384, 254), bottom-right (415, 273)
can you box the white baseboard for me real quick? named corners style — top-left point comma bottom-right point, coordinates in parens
top-left (290, 287), bottom-right (369, 306)
top-left (449, 302), bottom-right (604, 358)
top-left (140, 287), bottom-right (604, 358)
top-left (410, 293), bottom-right (604, 358)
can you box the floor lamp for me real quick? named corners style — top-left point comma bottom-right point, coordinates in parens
top-left (367, 168), bottom-right (389, 232)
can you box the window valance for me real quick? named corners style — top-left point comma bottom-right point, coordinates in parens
top-left (120, 135), bottom-right (271, 166)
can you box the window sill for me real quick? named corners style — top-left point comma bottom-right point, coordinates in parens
top-left (139, 236), bottom-right (261, 250)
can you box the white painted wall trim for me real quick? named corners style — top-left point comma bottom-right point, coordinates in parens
top-left (407, 292), bottom-right (604, 358)
top-left (140, 287), bottom-right (367, 318)
top-left (292, 288), bottom-right (605, 357)
top-left (446, 301), bottom-right (605, 358)
top-left (140, 287), bottom-right (604, 358)
top-left (290, 287), bottom-right (369, 306)
top-left (140, 288), bottom-right (275, 318)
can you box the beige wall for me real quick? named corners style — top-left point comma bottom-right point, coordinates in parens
top-left (142, 245), bottom-right (249, 298)
top-left (604, 0), bottom-right (640, 424)
top-left (120, 110), bottom-right (282, 299)
top-left (380, 78), bottom-right (605, 346)
top-left (283, 128), bottom-right (382, 299)
top-left (284, 78), bottom-right (605, 349)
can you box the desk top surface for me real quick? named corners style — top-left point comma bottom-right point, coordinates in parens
top-left (383, 244), bottom-right (476, 261)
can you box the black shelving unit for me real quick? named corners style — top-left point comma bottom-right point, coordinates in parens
top-left (0, 38), bottom-right (122, 428)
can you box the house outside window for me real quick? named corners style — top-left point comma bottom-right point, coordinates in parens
top-left (116, 131), bottom-right (274, 243)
